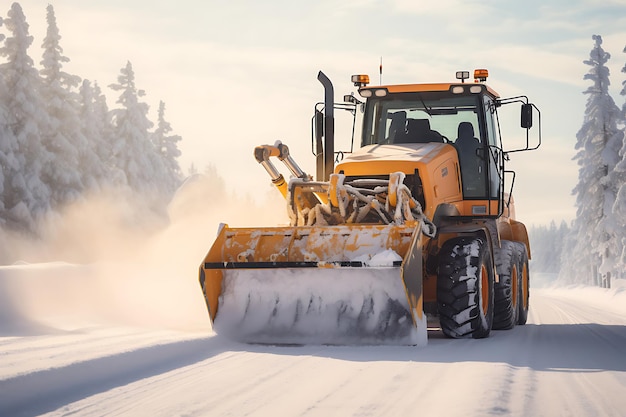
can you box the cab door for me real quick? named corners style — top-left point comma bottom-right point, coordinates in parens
top-left (482, 95), bottom-right (504, 213)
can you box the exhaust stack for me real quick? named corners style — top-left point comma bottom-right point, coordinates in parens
top-left (317, 71), bottom-right (334, 181)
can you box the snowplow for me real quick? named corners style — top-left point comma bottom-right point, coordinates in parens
top-left (199, 69), bottom-right (541, 345)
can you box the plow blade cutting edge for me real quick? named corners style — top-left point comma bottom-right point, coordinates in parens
top-left (199, 223), bottom-right (427, 346)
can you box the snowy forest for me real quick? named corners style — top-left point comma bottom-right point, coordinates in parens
top-left (0, 3), bottom-right (182, 234)
top-left (531, 34), bottom-right (626, 287)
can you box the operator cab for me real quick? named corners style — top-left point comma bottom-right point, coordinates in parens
top-left (357, 73), bottom-right (503, 202)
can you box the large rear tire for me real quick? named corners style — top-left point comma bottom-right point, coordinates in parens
top-left (437, 236), bottom-right (494, 339)
top-left (492, 240), bottom-right (520, 330)
top-left (514, 242), bottom-right (530, 325)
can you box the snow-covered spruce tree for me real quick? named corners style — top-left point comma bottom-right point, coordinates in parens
top-left (78, 79), bottom-right (117, 189)
top-left (596, 41), bottom-right (626, 284)
top-left (108, 61), bottom-right (160, 194)
top-left (612, 44), bottom-right (626, 279)
top-left (39, 4), bottom-right (86, 207)
top-left (562, 35), bottom-right (624, 285)
top-left (614, 186), bottom-right (626, 280)
top-left (0, 16), bottom-right (9, 222)
top-left (0, 3), bottom-right (51, 231)
top-left (152, 101), bottom-right (182, 195)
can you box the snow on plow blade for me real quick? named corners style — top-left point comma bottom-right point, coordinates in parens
top-left (199, 223), bottom-right (427, 346)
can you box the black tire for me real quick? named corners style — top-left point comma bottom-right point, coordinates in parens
top-left (492, 240), bottom-right (520, 330)
top-left (437, 236), bottom-right (494, 339)
top-left (514, 242), bottom-right (530, 325)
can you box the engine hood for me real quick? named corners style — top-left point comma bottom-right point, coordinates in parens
top-left (336, 143), bottom-right (450, 172)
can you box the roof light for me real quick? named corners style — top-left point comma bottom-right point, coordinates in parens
top-left (452, 86), bottom-right (465, 94)
top-left (470, 85), bottom-right (482, 94)
top-left (456, 71), bottom-right (470, 83)
top-left (358, 88), bottom-right (387, 98)
top-left (474, 69), bottom-right (489, 82)
top-left (351, 74), bottom-right (370, 87)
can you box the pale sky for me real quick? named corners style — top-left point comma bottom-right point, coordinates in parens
top-left (11, 0), bottom-right (626, 226)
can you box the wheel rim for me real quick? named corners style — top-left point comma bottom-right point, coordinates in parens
top-left (480, 264), bottom-right (489, 316)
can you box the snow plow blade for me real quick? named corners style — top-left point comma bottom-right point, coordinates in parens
top-left (199, 222), bottom-right (427, 346)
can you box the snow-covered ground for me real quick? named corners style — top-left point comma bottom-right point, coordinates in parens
top-left (1, 262), bottom-right (625, 417)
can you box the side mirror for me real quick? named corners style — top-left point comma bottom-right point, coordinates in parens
top-left (521, 103), bottom-right (533, 129)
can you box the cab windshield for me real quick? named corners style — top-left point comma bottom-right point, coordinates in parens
top-left (361, 93), bottom-right (482, 147)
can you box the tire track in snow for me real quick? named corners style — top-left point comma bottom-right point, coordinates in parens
top-left (489, 290), bottom-right (626, 417)
top-left (45, 344), bottom-right (324, 417)
top-left (0, 327), bottom-right (206, 380)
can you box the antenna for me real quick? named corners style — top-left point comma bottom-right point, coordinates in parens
top-left (379, 56), bottom-right (383, 85)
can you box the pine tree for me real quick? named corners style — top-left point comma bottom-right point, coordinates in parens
top-left (39, 4), bottom-right (85, 206)
top-left (78, 79), bottom-right (113, 189)
top-left (108, 61), bottom-right (158, 193)
top-left (562, 35), bottom-right (624, 284)
top-left (93, 81), bottom-right (127, 186)
top-left (596, 41), bottom-right (626, 281)
top-left (0, 3), bottom-right (51, 231)
top-left (612, 44), bottom-right (626, 278)
top-left (152, 100), bottom-right (182, 195)
top-left (0, 16), bottom-right (9, 221)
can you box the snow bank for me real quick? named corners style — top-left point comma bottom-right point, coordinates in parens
top-left (539, 278), bottom-right (626, 316)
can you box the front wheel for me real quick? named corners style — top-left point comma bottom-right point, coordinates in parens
top-left (437, 236), bottom-right (494, 339)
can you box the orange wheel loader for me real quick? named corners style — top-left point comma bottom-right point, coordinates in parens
top-left (199, 69), bottom-right (541, 345)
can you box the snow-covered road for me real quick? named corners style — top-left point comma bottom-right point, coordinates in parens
top-left (1, 284), bottom-right (625, 417)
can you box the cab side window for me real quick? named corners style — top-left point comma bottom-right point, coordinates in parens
top-left (483, 97), bottom-right (502, 199)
